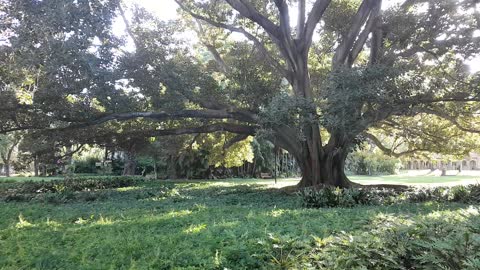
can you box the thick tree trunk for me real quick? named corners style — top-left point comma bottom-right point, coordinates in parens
top-left (34, 155), bottom-right (39, 177)
top-left (122, 150), bottom-right (137, 176)
top-left (296, 147), bottom-right (355, 188)
top-left (4, 163), bottom-right (10, 177)
top-left (153, 160), bottom-right (158, 179)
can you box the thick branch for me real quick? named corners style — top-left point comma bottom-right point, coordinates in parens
top-left (224, 0), bottom-right (281, 39)
top-left (333, 0), bottom-right (376, 67)
top-left (132, 123), bottom-right (256, 137)
top-left (175, 0), bottom-right (286, 75)
top-left (273, 0), bottom-right (292, 39)
top-left (347, 0), bottom-right (382, 66)
top-left (302, 0), bottom-right (332, 50)
top-left (60, 109), bottom-right (257, 131)
top-left (296, 0), bottom-right (306, 40)
top-left (59, 144), bottom-right (85, 159)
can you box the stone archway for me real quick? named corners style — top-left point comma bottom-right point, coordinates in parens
top-left (413, 160), bottom-right (419, 170)
top-left (470, 160), bottom-right (477, 170)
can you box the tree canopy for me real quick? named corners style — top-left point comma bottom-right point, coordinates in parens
top-left (1, 0), bottom-right (479, 187)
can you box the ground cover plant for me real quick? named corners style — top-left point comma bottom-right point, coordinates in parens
top-left (300, 184), bottom-right (480, 208)
top-left (0, 176), bottom-right (479, 269)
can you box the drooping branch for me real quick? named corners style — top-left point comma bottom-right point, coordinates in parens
top-left (1, 126), bottom-right (30, 134)
top-left (363, 132), bottom-right (427, 157)
top-left (271, 125), bottom-right (303, 159)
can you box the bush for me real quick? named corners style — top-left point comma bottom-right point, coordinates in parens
top-left (73, 157), bottom-right (99, 174)
top-left (299, 184), bottom-right (480, 208)
top-left (0, 176), bottom-right (144, 202)
top-left (346, 150), bottom-right (402, 175)
top-left (306, 208), bottom-right (480, 269)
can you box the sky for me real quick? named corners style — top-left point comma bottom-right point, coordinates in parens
top-left (125, 0), bottom-right (480, 73)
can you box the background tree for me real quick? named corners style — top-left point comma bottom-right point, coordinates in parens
top-left (0, 132), bottom-right (21, 176)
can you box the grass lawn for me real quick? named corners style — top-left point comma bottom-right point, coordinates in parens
top-left (3, 170), bottom-right (480, 187)
top-left (1, 176), bottom-right (479, 269)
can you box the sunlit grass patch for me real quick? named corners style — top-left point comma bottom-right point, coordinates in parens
top-left (184, 223), bottom-right (207, 234)
top-left (15, 214), bottom-right (33, 229)
top-left (1, 177), bottom-right (479, 269)
top-left (116, 186), bottom-right (142, 192)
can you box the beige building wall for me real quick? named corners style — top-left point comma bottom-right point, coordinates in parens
top-left (404, 153), bottom-right (480, 170)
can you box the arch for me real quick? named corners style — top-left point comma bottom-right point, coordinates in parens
top-left (413, 160), bottom-right (419, 170)
top-left (462, 160), bottom-right (468, 167)
top-left (470, 160), bottom-right (477, 170)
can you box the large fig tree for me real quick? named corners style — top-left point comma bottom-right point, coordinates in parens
top-left (1, 0), bottom-right (480, 187)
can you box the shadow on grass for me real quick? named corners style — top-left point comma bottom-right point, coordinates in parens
top-left (1, 179), bottom-right (478, 269)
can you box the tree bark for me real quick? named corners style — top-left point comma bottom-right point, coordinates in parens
top-left (153, 160), bottom-right (158, 179)
top-left (34, 155), bottom-right (39, 177)
top-left (4, 163), bottom-right (10, 177)
top-left (296, 144), bottom-right (355, 188)
top-left (122, 150), bottom-right (137, 176)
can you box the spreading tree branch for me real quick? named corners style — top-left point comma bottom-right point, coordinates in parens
top-left (175, 0), bottom-right (286, 75)
top-left (57, 109), bottom-right (258, 131)
top-left (224, 0), bottom-right (281, 40)
top-left (415, 108), bottom-right (480, 134)
top-left (363, 132), bottom-right (428, 157)
top-left (126, 123), bottom-right (256, 137)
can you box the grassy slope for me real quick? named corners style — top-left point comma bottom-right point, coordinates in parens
top-left (0, 179), bottom-right (478, 269)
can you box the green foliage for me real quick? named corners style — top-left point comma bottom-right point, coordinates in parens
top-left (307, 208), bottom-right (480, 270)
top-left (300, 184), bottom-right (480, 208)
top-left (73, 157), bottom-right (100, 174)
top-left (0, 176), bottom-right (144, 203)
top-left (251, 138), bottom-right (275, 173)
top-left (347, 149), bottom-right (402, 175)
top-left (0, 177), bottom-right (479, 269)
top-left (259, 92), bottom-right (317, 136)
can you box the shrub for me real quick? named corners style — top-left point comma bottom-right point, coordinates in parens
top-left (73, 157), bottom-right (99, 174)
top-left (306, 208), bottom-right (480, 269)
top-left (299, 184), bottom-right (480, 208)
top-left (346, 150), bottom-right (402, 175)
top-left (0, 176), bottom-right (144, 202)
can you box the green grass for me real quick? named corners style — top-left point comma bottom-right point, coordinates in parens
top-left (3, 172), bottom-right (479, 186)
top-left (350, 174), bottom-right (480, 185)
top-left (1, 177), bottom-right (479, 269)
